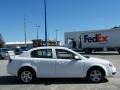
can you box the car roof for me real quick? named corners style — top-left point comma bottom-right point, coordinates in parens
top-left (21, 46), bottom-right (85, 59)
top-left (29, 46), bottom-right (68, 51)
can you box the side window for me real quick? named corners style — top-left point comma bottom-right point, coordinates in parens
top-left (56, 49), bottom-right (75, 59)
top-left (31, 49), bottom-right (52, 58)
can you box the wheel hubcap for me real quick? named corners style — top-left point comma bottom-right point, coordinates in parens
top-left (90, 70), bottom-right (102, 82)
top-left (21, 71), bottom-right (32, 83)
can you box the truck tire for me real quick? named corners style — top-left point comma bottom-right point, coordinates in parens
top-left (84, 49), bottom-right (92, 54)
top-left (118, 50), bottom-right (120, 54)
top-left (118, 51), bottom-right (120, 54)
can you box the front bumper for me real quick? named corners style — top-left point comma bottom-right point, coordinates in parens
top-left (112, 72), bottom-right (116, 75)
top-left (106, 66), bottom-right (117, 77)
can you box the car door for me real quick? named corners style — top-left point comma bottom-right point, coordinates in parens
top-left (30, 48), bottom-right (56, 77)
top-left (55, 49), bottom-right (85, 77)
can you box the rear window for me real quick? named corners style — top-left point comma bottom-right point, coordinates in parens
top-left (31, 49), bottom-right (52, 58)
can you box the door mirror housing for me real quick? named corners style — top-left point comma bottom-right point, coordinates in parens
top-left (74, 56), bottom-right (80, 60)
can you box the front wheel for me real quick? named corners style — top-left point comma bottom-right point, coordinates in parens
top-left (18, 69), bottom-right (35, 83)
top-left (87, 68), bottom-right (104, 83)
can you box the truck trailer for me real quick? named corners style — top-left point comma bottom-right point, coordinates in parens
top-left (64, 27), bottom-right (120, 54)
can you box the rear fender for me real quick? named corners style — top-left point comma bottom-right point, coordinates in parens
top-left (18, 63), bottom-right (37, 76)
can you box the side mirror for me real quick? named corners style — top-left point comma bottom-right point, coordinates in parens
top-left (74, 56), bottom-right (80, 60)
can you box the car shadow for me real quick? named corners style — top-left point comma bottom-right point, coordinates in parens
top-left (0, 76), bottom-right (108, 85)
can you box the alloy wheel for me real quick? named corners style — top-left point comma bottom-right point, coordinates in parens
top-left (89, 69), bottom-right (102, 82)
top-left (20, 71), bottom-right (33, 83)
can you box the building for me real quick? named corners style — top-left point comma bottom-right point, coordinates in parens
top-left (5, 41), bottom-right (33, 50)
top-left (32, 39), bottom-right (60, 47)
top-left (5, 39), bottom-right (60, 50)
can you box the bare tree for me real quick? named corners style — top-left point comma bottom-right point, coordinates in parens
top-left (0, 33), bottom-right (5, 48)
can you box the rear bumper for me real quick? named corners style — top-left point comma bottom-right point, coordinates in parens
top-left (7, 63), bottom-right (18, 76)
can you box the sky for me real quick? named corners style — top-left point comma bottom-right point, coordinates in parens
top-left (0, 0), bottom-right (120, 44)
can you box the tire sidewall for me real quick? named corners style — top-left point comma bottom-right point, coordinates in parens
top-left (18, 69), bottom-right (35, 83)
top-left (87, 68), bottom-right (104, 83)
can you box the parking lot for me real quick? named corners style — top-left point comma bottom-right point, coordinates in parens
top-left (0, 52), bottom-right (120, 90)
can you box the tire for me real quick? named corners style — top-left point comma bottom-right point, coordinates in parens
top-left (18, 68), bottom-right (36, 83)
top-left (0, 55), bottom-right (2, 59)
top-left (0, 55), bottom-right (3, 59)
top-left (118, 50), bottom-right (120, 54)
top-left (87, 68), bottom-right (104, 83)
top-left (84, 49), bottom-right (92, 54)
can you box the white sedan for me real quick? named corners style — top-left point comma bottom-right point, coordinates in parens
top-left (7, 46), bottom-right (116, 83)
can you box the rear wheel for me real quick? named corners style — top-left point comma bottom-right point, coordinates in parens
top-left (18, 68), bottom-right (36, 83)
top-left (87, 68), bottom-right (104, 83)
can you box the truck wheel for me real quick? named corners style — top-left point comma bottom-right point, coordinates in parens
top-left (84, 49), bottom-right (92, 54)
top-left (18, 68), bottom-right (36, 83)
top-left (118, 50), bottom-right (120, 54)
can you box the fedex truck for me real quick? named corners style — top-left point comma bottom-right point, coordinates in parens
top-left (64, 27), bottom-right (120, 54)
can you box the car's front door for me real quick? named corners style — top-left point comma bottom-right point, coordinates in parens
top-left (30, 49), bottom-right (55, 77)
top-left (55, 49), bottom-right (85, 77)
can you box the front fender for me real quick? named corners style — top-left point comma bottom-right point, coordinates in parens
top-left (83, 64), bottom-right (108, 77)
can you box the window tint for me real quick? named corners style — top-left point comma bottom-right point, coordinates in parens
top-left (56, 49), bottom-right (75, 59)
top-left (31, 49), bottom-right (52, 58)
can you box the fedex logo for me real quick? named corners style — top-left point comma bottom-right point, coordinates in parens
top-left (84, 34), bottom-right (108, 43)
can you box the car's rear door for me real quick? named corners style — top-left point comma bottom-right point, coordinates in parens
top-left (30, 48), bottom-right (56, 77)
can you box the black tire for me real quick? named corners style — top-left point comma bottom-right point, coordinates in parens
top-left (0, 55), bottom-right (3, 59)
top-left (87, 68), bottom-right (104, 83)
top-left (0, 55), bottom-right (2, 59)
top-left (84, 49), bottom-right (92, 54)
top-left (118, 50), bottom-right (120, 54)
top-left (18, 68), bottom-right (36, 83)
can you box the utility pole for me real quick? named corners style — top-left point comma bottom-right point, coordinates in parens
top-left (44, 0), bottom-right (48, 46)
top-left (24, 16), bottom-right (27, 47)
top-left (36, 25), bottom-right (40, 47)
top-left (56, 29), bottom-right (58, 46)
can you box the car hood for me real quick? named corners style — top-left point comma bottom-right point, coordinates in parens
top-left (85, 56), bottom-right (110, 64)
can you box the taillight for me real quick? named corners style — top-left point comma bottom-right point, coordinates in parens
top-left (9, 58), bottom-right (12, 63)
top-left (8, 54), bottom-right (12, 63)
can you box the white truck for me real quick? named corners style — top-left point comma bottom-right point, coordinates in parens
top-left (64, 27), bottom-right (120, 54)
